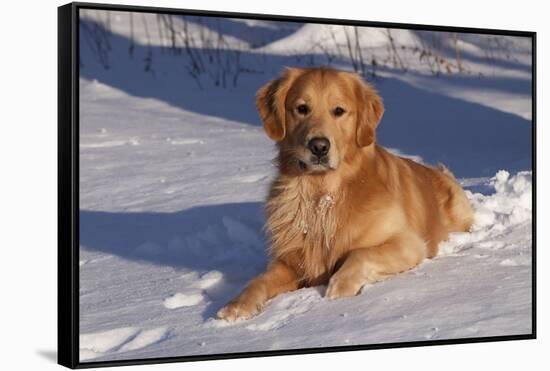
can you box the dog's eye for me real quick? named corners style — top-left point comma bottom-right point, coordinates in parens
top-left (334, 107), bottom-right (346, 117)
top-left (296, 104), bottom-right (309, 115)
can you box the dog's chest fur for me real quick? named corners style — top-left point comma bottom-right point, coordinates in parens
top-left (265, 176), bottom-right (348, 284)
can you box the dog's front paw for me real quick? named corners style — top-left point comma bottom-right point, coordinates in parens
top-left (325, 272), bottom-right (364, 300)
top-left (216, 299), bottom-right (263, 322)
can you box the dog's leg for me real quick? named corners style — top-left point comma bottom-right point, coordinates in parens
top-left (326, 232), bottom-right (427, 300)
top-left (217, 260), bottom-right (300, 321)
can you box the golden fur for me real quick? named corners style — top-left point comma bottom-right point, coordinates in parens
top-left (217, 67), bottom-right (474, 322)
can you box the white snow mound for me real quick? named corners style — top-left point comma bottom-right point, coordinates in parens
top-left (163, 292), bottom-right (204, 309)
top-left (439, 170), bottom-right (532, 255)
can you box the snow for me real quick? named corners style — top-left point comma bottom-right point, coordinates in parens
top-left (78, 10), bottom-right (532, 363)
top-left (80, 9), bottom-right (249, 49)
top-left (119, 327), bottom-right (169, 352)
top-left (80, 327), bottom-right (140, 360)
top-left (439, 171), bottom-right (532, 256)
top-left (194, 271), bottom-right (224, 289)
top-left (163, 293), bottom-right (204, 309)
top-left (79, 326), bottom-right (170, 361)
top-left (392, 72), bottom-right (533, 120)
top-left (259, 24), bottom-right (419, 53)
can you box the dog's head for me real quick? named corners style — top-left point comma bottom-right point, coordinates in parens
top-left (256, 67), bottom-right (384, 175)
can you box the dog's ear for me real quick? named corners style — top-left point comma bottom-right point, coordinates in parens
top-left (256, 68), bottom-right (303, 141)
top-left (353, 76), bottom-right (385, 147)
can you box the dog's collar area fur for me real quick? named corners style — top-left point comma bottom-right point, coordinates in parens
top-left (301, 193), bottom-right (336, 236)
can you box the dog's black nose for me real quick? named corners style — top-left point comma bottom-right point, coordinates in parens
top-left (308, 137), bottom-right (330, 157)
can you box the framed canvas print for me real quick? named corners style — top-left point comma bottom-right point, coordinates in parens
top-left (58, 2), bottom-right (536, 368)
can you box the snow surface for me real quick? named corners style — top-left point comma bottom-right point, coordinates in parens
top-left (80, 9), bottom-right (249, 49)
top-left (78, 11), bottom-right (532, 363)
top-left (164, 292), bottom-right (204, 309)
top-left (259, 24), bottom-right (419, 53)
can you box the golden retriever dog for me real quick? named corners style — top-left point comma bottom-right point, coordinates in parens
top-left (217, 66), bottom-right (473, 322)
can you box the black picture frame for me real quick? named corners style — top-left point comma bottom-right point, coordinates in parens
top-left (58, 2), bottom-right (537, 369)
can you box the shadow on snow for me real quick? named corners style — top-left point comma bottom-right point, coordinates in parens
top-left (80, 202), bottom-right (268, 273)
